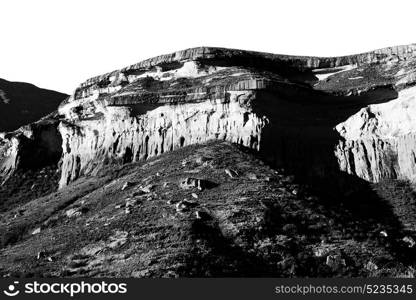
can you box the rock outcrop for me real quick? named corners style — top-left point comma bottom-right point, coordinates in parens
top-left (0, 116), bottom-right (62, 184)
top-left (335, 85), bottom-right (416, 182)
top-left (2, 44), bottom-right (416, 189)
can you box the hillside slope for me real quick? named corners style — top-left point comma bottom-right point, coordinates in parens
top-left (0, 142), bottom-right (415, 278)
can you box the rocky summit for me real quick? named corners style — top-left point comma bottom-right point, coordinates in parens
top-left (1, 45), bottom-right (416, 277)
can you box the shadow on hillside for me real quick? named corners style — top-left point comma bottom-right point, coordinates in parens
top-left (249, 85), bottom-right (414, 264)
top-left (183, 219), bottom-right (280, 277)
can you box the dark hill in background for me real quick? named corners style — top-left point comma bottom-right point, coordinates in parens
top-left (0, 78), bottom-right (67, 132)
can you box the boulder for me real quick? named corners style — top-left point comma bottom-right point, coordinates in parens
top-left (179, 178), bottom-right (205, 191)
top-left (326, 254), bottom-right (346, 271)
top-left (31, 227), bottom-right (41, 235)
top-left (365, 261), bottom-right (378, 272)
top-left (140, 184), bottom-right (154, 194)
top-left (121, 182), bottom-right (134, 191)
top-left (224, 168), bottom-right (238, 178)
top-left (403, 236), bottom-right (416, 248)
top-left (65, 207), bottom-right (82, 218)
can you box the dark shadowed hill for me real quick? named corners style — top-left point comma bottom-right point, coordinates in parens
top-left (0, 78), bottom-right (67, 132)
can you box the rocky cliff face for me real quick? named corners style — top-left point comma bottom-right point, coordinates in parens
top-left (335, 85), bottom-right (416, 182)
top-left (2, 45), bottom-right (416, 189)
top-left (0, 117), bottom-right (62, 184)
top-left (58, 91), bottom-right (266, 187)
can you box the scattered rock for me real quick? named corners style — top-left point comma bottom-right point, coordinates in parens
top-left (125, 198), bottom-right (136, 214)
top-left (402, 236), bottom-right (415, 248)
top-left (365, 261), bottom-right (378, 272)
top-left (274, 235), bottom-right (291, 246)
top-left (312, 243), bottom-right (338, 258)
top-left (126, 198), bottom-right (137, 207)
top-left (255, 238), bottom-right (273, 249)
top-left (142, 175), bottom-right (155, 184)
top-left (140, 184), bottom-right (154, 193)
top-left (379, 230), bottom-right (388, 237)
top-left (175, 200), bottom-right (195, 212)
top-left (224, 168), bottom-right (238, 178)
top-left (175, 201), bottom-right (189, 213)
top-left (31, 227), bottom-right (41, 235)
top-left (121, 181), bottom-right (134, 191)
top-left (326, 254), bottom-right (346, 271)
top-left (81, 243), bottom-right (106, 256)
top-left (180, 178), bottom-right (205, 191)
top-left (37, 251), bottom-right (45, 260)
top-left (65, 207), bottom-right (82, 218)
top-left (184, 169), bottom-right (201, 174)
top-left (191, 193), bottom-right (198, 199)
top-left (195, 211), bottom-right (202, 219)
top-left (277, 257), bottom-right (296, 273)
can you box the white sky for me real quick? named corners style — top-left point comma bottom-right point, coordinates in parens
top-left (1, 0), bottom-right (415, 94)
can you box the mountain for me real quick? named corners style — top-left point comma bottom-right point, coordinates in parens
top-left (0, 78), bottom-right (68, 132)
top-left (1, 45), bottom-right (416, 277)
top-left (3, 45), bottom-right (416, 188)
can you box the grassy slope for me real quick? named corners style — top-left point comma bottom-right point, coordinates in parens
top-left (0, 141), bottom-right (415, 278)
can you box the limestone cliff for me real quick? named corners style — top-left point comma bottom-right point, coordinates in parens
top-left (2, 45), bottom-right (416, 189)
top-left (335, 86), bottom-right (416, 182)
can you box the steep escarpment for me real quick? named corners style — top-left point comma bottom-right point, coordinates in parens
top-left (0, 78), bottom-right (67, 132)
top-left (56, 64), bottom-right (275, 187)
top-left (56, 45), bottom-right (416, 188)
top-left (2, 45), bottom-right (416, 191)
top-left (335, 85), bottom-right (416, 182)
top-left (59, 90), bottom-right (266, 187)
top-left (0, 116), bottom-right (62, 184)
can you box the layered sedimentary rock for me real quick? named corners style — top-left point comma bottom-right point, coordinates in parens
top-left (59, 90), bottom-right (266, 187)
top-left (2, 45), bottom-right (416, 189)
